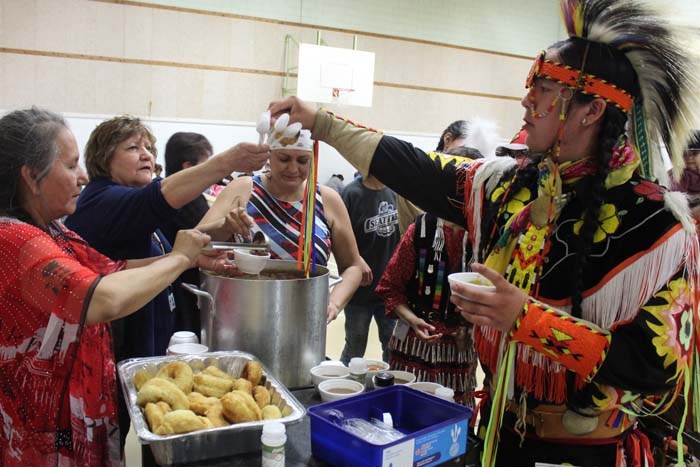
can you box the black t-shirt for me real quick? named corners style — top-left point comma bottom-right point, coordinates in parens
top-left (342, 179), bottom-right (400, 304)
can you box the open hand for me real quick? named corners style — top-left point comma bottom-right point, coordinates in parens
top-left (196, 250), bottom-right (236, 275)
top-left (410, 318), bottom-right (443, 342)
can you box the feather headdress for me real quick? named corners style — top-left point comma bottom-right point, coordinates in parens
top-left (464, 117), bottom-right (500, 159)
top-left (560, 0), bottom-right (700, 181)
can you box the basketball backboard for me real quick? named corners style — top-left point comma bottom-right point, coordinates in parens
top-left (297, 43), bottom-right (375, 107)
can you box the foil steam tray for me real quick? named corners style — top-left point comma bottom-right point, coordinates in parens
top-left (118, 351), bottom-right (305, 466)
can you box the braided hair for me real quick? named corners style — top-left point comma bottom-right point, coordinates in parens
top-left (478, 157), bottom-right (541, 259)
top-left (556, 38), bottom-right (640, 316)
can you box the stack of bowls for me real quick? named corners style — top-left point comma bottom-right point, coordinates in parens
top-left (166, 331), bottom-right (208, 355)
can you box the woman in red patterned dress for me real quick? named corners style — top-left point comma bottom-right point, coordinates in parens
top-left (0, 108), bottom-right (226, 466)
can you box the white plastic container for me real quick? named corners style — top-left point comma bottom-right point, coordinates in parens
top-left (348, 357), bottom-right (367, 384)
top-left (261, 422), bottom-right (286, 467)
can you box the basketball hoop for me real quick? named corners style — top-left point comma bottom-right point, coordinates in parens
top-left (331, 87), bottom-right (355, 99)
top-left (297, 43), bottom-right (374, 107)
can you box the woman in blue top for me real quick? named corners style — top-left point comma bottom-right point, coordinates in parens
top-left (64, 116), bottom-right (269, 446)
top-left (200, 127), bottom-right (367, 323)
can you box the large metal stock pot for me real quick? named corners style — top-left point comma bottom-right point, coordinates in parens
top-left (182, 260), bottom-right (340, 388)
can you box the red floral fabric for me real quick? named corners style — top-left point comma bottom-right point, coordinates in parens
top-left (0, 219), bottom-right (125, 466)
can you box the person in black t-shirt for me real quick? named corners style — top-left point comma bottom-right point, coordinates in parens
top-left (341, 173), bottom-right (400, 364)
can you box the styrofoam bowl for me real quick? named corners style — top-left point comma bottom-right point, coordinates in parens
top-left (386, 370), bottom-right (417, 385)
top-left (319, 360), bottom-right (344, 367)
top-left (233, 248), bottom-right (270, 275)
top-left (363, 359), bottom-right (390, 373)
top-left (447, 272), bottom-right (496, 300)
top-left (168, 331), bottom-right (199, 347)
top-left (310, 364), bottom-right (351, 388)
top-left (406, 381), bottom-right (445, 395)
top-left (166, 343), bottom-right (209, 355)
top-left (318, 378), bottom-right (365, 402)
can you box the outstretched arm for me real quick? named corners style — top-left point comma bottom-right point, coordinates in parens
top-left (161, 144), bottom-right (267, 209)
top-left (269, 97), bottom-right (467, 225)
top-left (197, 176), bottom-right (255, 241)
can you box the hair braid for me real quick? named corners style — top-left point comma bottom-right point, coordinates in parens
top-left (569, 106), bottom-right (627, 317)
top-left (478, 157), bottom-right (542, 259)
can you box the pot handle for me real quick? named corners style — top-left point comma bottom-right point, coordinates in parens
top-left (328, 274), bottom-right (343, 289)
top-left (181, 283), bottom-right (216, 317)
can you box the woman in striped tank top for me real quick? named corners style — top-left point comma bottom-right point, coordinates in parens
top-left (200, 129), bottom-right (367, 323)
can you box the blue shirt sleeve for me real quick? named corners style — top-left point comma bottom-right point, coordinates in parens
top-left (65, 178), bottom-right (179, 256)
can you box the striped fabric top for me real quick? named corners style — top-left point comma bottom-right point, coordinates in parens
top-left (248, 175), bottom-right (331, 266)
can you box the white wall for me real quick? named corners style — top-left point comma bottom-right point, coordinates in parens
top-left (141, 0), bottom-right (566, 57)
top-left (58, 112), bottom-right (441, 186)
top-left (0, 0), bottom-right (532, 139)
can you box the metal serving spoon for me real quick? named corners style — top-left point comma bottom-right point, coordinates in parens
top-left (200, 225), bottom-right (270, 253)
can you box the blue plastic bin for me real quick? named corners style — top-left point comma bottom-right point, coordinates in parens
top-left (309, 385), bottom-right (472, 467)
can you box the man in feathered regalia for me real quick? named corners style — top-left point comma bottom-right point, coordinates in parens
top-left (268, 0), bottom-right (700, 465)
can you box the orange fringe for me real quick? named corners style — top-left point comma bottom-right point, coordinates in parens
top-left (476, 326), bottom-right (568, 403)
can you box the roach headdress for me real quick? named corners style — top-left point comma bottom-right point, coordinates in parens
top-left (560, 0), bottom-right (700, 181)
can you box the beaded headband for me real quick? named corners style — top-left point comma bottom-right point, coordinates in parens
top-left (526, 50), bottom-right (633, 113)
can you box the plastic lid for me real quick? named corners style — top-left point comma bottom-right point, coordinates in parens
top-left (373, 372), bottom-right (395, 388)
top-left (262, 421), bottom-right (286, 436)
top-left (349, 358), bottom-right (367, 373)
top-left (435, 387), bottom-right (455, 400)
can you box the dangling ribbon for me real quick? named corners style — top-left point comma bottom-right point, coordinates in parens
top-left (481, 339), bottom-right (516, 467)
top-left (296, 140), bottom-right (320, 277)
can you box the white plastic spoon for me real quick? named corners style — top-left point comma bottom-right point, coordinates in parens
top-left (282, 122), bottom-right (302, 138)
top-left (256, 111), bottom-right (271, 146)
top-left (272, 113), bottom-right (290, 141)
